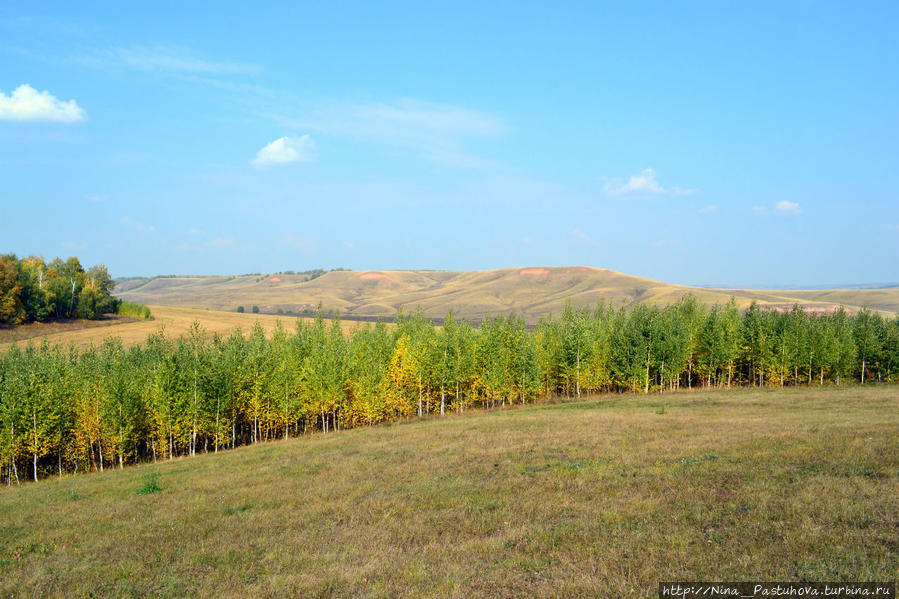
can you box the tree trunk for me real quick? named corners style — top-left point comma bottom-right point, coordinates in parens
top-left (644, 349), bottom-right (650, 394)
top-left (576, 349), bottom-right (581, 398)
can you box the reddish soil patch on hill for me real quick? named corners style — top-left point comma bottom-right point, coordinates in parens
top-left (268, 277), bottom-right (282, 282)
top-left (360, 272), bottom-right (395, 282)
top-left (519, 268), bottom-right (550, 276)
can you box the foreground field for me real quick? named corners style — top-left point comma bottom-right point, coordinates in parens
top-left (0, 305), bottom-right (346, 351)
top-left (1, 387), bottom-right (896, 598)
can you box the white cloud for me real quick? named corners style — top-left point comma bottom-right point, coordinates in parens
top-left (0, 84), bottom-right (86, 122)
top-left (603, 168), bottom-right (695, 197)
top-left (699, 204), bottom-right (717, 214)
top-left (753, 201), bottom-right (801, 216)
top-left (80, 45), bottom-right (259, 75)
top-left (775, 200), bottom-right (801, 215)
top-left (252, 135), bottom-right (317, 167)
top-left (270, 99), bottom-right (507, 167)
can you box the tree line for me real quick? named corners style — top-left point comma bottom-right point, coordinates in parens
top-left (0, 254), bottom-right (118, 324)
top-left (1, 297), bottom-right (898, 484)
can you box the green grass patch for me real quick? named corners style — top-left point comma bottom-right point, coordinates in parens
top-left (1, 386), bottom-right (896, 598)
top-left (135, 472), bottom-right (161, 495)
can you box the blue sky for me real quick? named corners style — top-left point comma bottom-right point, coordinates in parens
top-left (1, 1), bottom-right (897, 286)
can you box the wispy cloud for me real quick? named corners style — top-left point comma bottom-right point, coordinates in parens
top-left (79, 45), bottom-right (259, 76)
top-left (270, 98), bottom-right (507, 167)
top-left (603, 168), bottom-right (695, 197)
top-left (572, 228), bottom-right (601, 247)
top-left (205, 236), bottom-right (235, 248)
top-left (120, 216), bottom-right (155, 232)
top-left (753, 201), bottom-right (801, 216)
top-left (60, 241), bottom-right (88, 252)
top-left (280, 233), bottom-right (316, 254)
top-left (0, 84), bottom-right (86, 122)
top-left (699, 204), bottom-right (717, 214)
top-left (252, 135), bottom-right (317, 167)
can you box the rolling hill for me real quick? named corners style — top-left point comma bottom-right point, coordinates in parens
top-left (114, 267), bottom-right (899, 323)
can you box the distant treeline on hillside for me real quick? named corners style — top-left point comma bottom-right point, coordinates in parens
top-left (0, 254), bottom-right (119, 324)
top-left (1, 296), bottom-right (898, 483)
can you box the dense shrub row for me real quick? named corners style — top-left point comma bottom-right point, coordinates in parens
top-left (1, 297), bottom-right (897, 483)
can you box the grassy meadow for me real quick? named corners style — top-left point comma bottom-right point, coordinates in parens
top-left (1, 386), bottom-right (895, 598)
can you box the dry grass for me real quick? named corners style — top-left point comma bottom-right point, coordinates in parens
top-left (0, 315), bottom-right (143, 345)
top-left (114, 267), bottom-right (899, 324)
top-left (1, 386), bottom-right (896, 598)
top-left (0, 306), bottom-right (355, 351)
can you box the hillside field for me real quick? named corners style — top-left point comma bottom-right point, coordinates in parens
top-left (0, 305), bottom-right (356, 352)
top-left (114, 267), bottom-right (899, 323)
top-left (1, 386), bottom-right (895, 598)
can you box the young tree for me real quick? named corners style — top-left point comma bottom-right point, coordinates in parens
top-left (0, 255), bottom-right (24, 324)
top-left (853, 308), bottom-right (881, 384)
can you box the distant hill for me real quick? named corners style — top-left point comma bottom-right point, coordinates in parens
top-left (114, 267), bottom-right (899, 322)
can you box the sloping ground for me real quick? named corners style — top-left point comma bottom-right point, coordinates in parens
top-left (0, 306), bottom-right (347, 352)
top-left (114, 267), bottom-right (899, 323)
top-left (1, 387), bottom-right (895, 598)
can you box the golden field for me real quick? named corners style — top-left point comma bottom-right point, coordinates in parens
top-left (0, 305), bottom-right (352, 351)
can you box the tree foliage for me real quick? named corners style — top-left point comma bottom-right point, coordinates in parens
top-left (1, 298), bottom-right (897, 483)
top-left (0, 254), bottom-right (119, 324)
